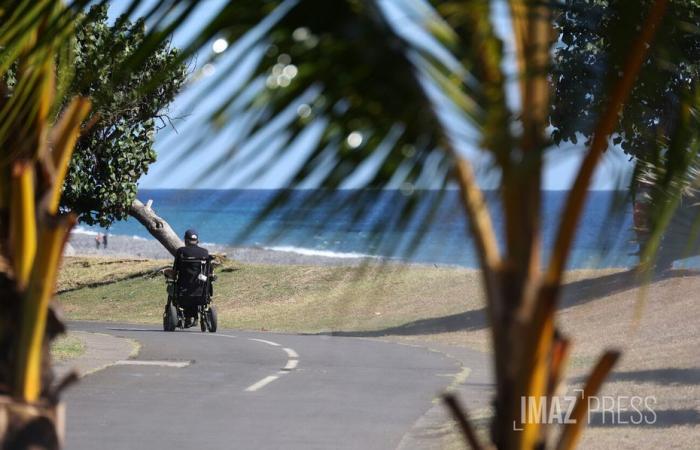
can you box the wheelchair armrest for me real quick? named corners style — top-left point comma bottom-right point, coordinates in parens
top-left (162, 267), bottom-right (176, 280)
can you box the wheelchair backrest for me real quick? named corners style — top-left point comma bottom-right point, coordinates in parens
top-left (176, 256), bottom-right (212, 298)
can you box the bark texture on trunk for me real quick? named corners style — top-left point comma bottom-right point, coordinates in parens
top-left (129, 199), bottom-right (183, 256)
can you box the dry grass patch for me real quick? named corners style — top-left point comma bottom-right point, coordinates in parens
top-left (50, 333), bottom-right (86, 361)
top-left (58, 260), bottom-right (485, 332)
top-left (58, 256), bottom-right (169, 293)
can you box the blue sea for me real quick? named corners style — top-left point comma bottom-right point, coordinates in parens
top-left (77, 189), bottom-right (640, 269)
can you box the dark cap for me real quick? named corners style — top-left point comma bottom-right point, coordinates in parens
top-left (184, 229), bottom-right (198, 242)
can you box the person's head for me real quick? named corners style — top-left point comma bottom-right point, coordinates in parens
top-left (184, 229), bottom-right (199, 246)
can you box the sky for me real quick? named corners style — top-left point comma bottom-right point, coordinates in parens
top-left (106, 0), bottom-right (634, 191)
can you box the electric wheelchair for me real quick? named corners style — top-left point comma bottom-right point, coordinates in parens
top-left (162, 255), bottom-right (218, 332)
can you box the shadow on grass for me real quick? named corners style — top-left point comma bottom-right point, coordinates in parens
top-left (588, 408), bottom-right (700, 428)
top-left (327, 308), bottom-right (487, 337)
top-left (324, 269), bottom-right (699, 337)
top-left (574, 367), bottom-right (700, 386)
top-left (560, 268), bottom-right (698, 308)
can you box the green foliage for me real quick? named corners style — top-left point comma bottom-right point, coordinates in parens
top-left (552, 0), bottom-right (700, 264)
top-left (551, 0), bottom-right (700, 157)
top-left (60, 4), bottom-right (187, 227)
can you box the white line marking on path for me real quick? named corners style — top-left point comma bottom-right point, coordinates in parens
top-left (198, 334), bottom-right (300, 392)
top-left (115, 360), bottom-right (191, 368)
top-left (283, 347), bottom-right (299, 358)
top-left (248, 338), bottom-right (281, 347)
top-left (244, 375), bottom-right (280, 392)
top-left (203, 333), bottom-right (237, 339)
top-left (282, 359), bottom-right (298, 371)
top-left (243, 338), bottom-right (300, 392)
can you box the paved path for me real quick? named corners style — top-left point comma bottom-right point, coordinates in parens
top-left (64, 321), bottom-right (491, 450)
top-left (54, 331), bottom-right (138, 380)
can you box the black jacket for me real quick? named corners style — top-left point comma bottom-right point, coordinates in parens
top-left (174, 244), bottom-right (210, 299)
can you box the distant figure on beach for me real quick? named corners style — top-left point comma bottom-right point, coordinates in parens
top-left (103, 232), bottom-right (108, 249)
top-left (95, 233), bottom-right (101, 249)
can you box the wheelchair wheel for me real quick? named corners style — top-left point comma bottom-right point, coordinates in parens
top-left (163, 302), bottom-right (178, 332)
top-left (206, 306), bottom-right (218, 333)
top-left (200, 309), bottom-right (207, 332)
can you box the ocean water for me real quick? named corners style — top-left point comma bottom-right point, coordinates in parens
top-left (77, 189), bottom-right (639, 268)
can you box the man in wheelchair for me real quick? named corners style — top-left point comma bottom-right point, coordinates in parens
top-left (163, 229), bottom-right (218, 332)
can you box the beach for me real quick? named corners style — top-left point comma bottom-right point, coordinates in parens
top-left (68, 230), bottom-right (428, 266)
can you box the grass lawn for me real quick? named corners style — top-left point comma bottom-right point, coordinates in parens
top-left (57, 257), bottom-right (485, 334)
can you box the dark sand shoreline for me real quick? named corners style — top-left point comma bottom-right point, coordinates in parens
top-left (67, 231), bottom-right (420, 267)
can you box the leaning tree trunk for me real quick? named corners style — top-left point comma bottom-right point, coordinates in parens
top-left (128, 199), bottom-right (183, 256)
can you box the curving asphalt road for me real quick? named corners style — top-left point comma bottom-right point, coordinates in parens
top-left (64, 321), bottom-right (491, 450)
